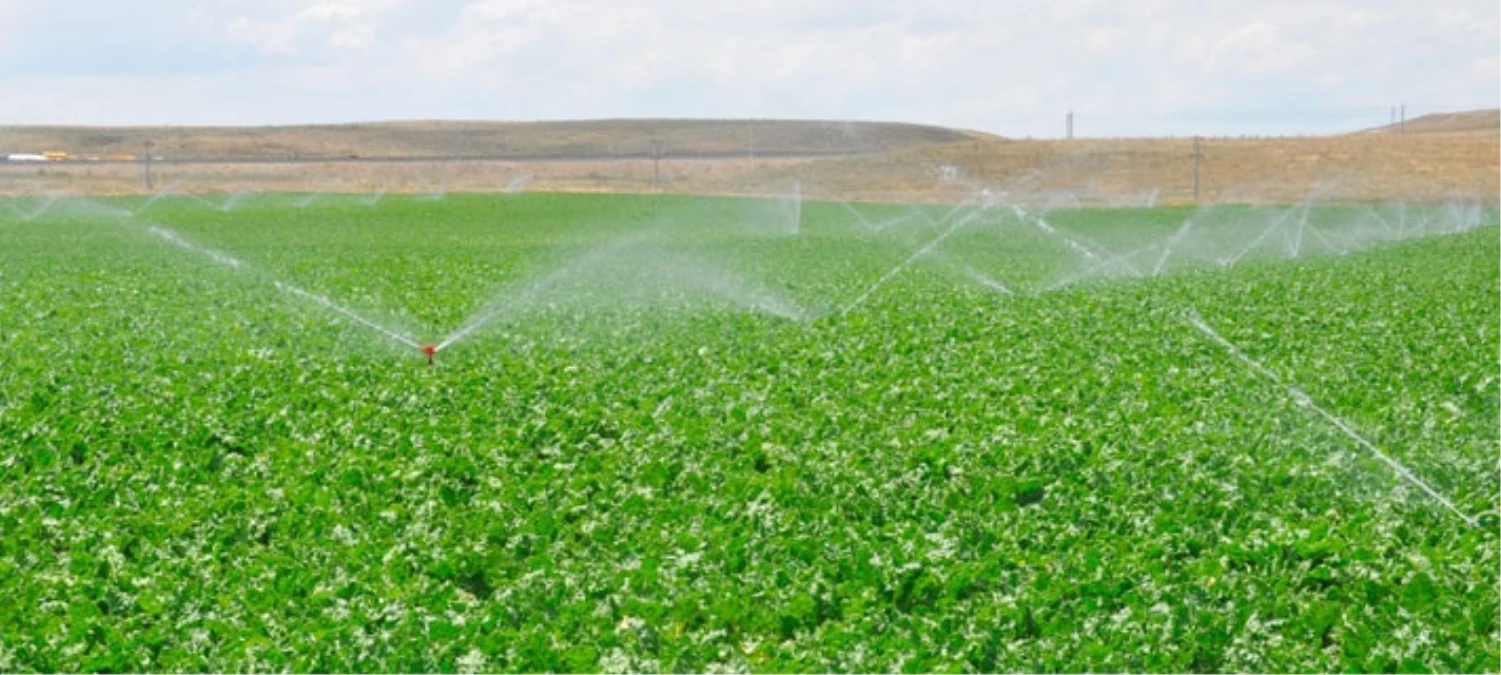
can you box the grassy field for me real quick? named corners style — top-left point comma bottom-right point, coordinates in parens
top-left (0, 192), bottom-right (1497, 672)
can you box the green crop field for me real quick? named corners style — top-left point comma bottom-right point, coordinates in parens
top-left (1, 191), bottom-right (1497, 672)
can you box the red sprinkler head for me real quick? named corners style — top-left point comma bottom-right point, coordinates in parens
top-left (420, 344), bottom-right (437, 365)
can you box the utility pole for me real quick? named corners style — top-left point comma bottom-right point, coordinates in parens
top-left (1066, 111), bottom-right (1074, 140)
top-left (1399, 104), bottom-right (1405, 135)
top-left (650, 139), bottom-right (664, 191)
top-left (1191, 136), bottom-right (1203, 203)
top-left (143, 140), bottom-right (154, 190)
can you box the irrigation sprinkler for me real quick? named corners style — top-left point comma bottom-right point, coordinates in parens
top-left (421, 344), bottom-right (437, 366)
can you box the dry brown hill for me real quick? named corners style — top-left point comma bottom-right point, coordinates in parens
top-left (0, 119), bottom-right (992, 161)
top-left (1359, 109), bottom-right (1499, 134)
top-left (2, 113), bottom-right (1495, 204)
top-left (775, 131), bottom-right (1498, 204)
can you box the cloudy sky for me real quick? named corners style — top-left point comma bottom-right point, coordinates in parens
top-left (0, 0), bottom-right (1495, 136)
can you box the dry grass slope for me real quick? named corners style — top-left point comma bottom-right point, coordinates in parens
top-left (0, 119), bottom-right (990, 161)
top-left (789, 131), bottom-right (1499, 204)
top-left (1358, 109), bottom-right (1499, 135)
top-left (2, 112), bottom-right (1495, 204)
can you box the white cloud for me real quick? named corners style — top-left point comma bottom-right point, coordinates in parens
top-left (0, 0), bottom-right (1494, 136)
top-left (1475, 55), bottom-right (1500, 80)
top-left (215, 0), bottom-right (401, 55)
top-left (1204, 21), bottom-right (1319, 79)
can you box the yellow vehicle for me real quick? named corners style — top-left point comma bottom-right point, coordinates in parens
top-left (42, 151), bottom-right (68, 161)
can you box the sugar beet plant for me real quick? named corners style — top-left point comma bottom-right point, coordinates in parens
top-left (0, 191), bottom-right (1496, 672)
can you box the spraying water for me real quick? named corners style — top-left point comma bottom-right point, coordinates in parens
top-left (147, 225), bottom-right (247, 269)
top-left (807, 185), bottom-right (881, 233)
top-left (782, 179), bottom-right (802, 236)
top-left (959, 263), bottom-right (1015, 295)
top-left (219, 192), bottom-right (250, 212)
top-left (39, 180), bottom-right (1493, 365)
top-left (359, 189), bottom-right (387, 207)
top-left (1222, 203), bottom-right (1304, 267)
top-left (847, 185), bottom-right (1491, 301)
top-left (1153, 215), bottom-right (1197, 276)
top-left (839, 205), bottom-right (989, 316)
top-left (174, 192), bottom-right (222, 210)
top-left (870, 210), bottom-right (937, 233)
top-left (436, 229), bottom-right (809, 352)
top-left (132, 185), bottom-right (226, 216)
top-left (419, 177), bottom-right (449, 201)
top-left (505, 174), bottom-right (534, 194)
top-left (133, 189), bottom-right (176, 216)
top-left (1184, 309), bottom-right (1480, 527)
top-left (293, 190), bottom-right (329, 209)
top-left (272, 281), bottom-right (422, 350)
top-left (1029, 212), bottom-right (1113, 268)
top-left (142, 223), bottom-right (427, 356)
top-left (436, 235), bottom-right (648, 352)
top-left (16, 194), bottom-right (63, 221)
top-left (1040, 240), bottom-right (1163, 293)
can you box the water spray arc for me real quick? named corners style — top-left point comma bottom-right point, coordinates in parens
top-left (141, 223), bottom-right (430, 360)
top-left (45, 182), bottom-right (1492, 365)
top-left (271, 281), bottom-right (423, 351)
top-left (359, 189), bottom-right (388, 207)
top-left (1153, 216), bottom-right (1197, 276)
top-left (219, 192), bottom-right (250, 212)
top-left (432, 237), bottom-right (639, 354)
top-left (1030, 213), bottom-right (1102, 262)
top-left (959, 264), bottom-right (1015, 295)
top-left (784, 179), bottom-right (802, 236)
top-left (5, 194), bottom-right (63, 221)
top-left (818, 184), bottom-right (1494, 316)
top-left (146, 226), bottom-right (246, 269)
top-left (838, 204), bottom-right (989, 316)
top-left (1183, 309), bottom-right (1481, 527)
top-left (134, 191), bottom-right (172, 216)
top-left (801, 182), bottom-right (880, 232)
top-left (418, 176), bottom-right (450, 201)
top-left (1040, 240), bottom-right (1161, 293)
top-left (505, 174), bottom-right (534, 194)
top-left (433, 228), bottom-right (811, 354)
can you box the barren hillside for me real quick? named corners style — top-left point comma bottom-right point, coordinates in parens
top-left (1358, 109), bottom-right (1499, 134)
top-left (2, 112), bottom-right (1495, 204)
top-left (0, 119), bottom-right (992, 161)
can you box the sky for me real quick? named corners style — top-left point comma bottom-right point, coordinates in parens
top-left (0, 0), bottom-right (1495, 137)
